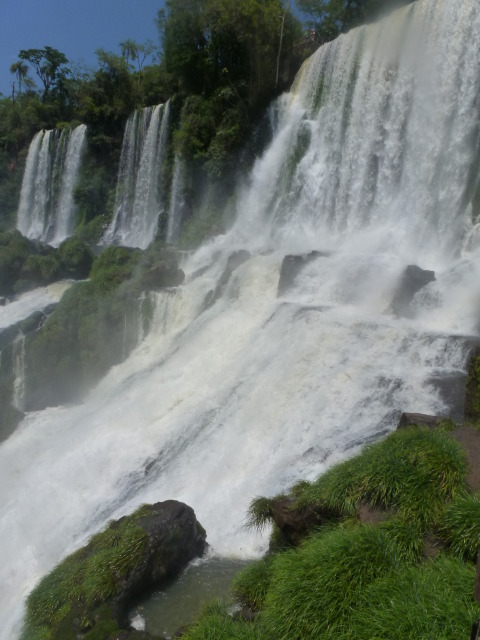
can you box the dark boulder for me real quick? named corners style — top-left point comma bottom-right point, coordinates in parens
top-left (108, 631), bottom-right (160, 640)
top-left (391, 264), bottom-right (435, 317)
top-left (139, 249), bottom-right (185, 291)
top-left (277, 251), bottom-right (329, 296)
top-left (24, 501), bottom-right (207, 640)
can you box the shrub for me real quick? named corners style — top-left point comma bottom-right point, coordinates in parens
top-left (351, 555), bottom-right (480, 640)
top-left (233, 556), bottom-right (276, 610)
top-left (439, 492), bottom-right (480, 562)
top-left (180, 601), bottom-right (260, 640)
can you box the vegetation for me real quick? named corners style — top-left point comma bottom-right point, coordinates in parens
top-left (21, 505), bottom-right (152, 640)
top-left (182, 425), bottom-right (480, 640)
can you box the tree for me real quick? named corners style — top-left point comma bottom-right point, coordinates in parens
top-left (18, 46), bottom-right (69, 101)
top-left (296, 0), bottom-right (413, 42)
top-left (10, 61), bottom-right (29, 97)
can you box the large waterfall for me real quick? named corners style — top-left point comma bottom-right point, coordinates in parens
top-left (104, 102), bottom-right (171, 249)
top-left (16, 125), bottom-right (87, 245)
top-left (2, 0), bottom-right (480, 637)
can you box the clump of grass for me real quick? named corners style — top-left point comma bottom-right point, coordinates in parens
top-left (180, 601), bottom-right (261, 640)
top-left (262, 524), bottom-right (410, 640)
top-left (351, 555), bottom-right (480, 640)
top-left (233, 556), bottom-right (276, 610)
top-left (23, 506), bottom-right (151, 639)
top-left (294, 428), bottom-right (467, 527)
top-left (439, 492), bottom-right (480, 562)
top-left (246, 497), bottom-right (275, 531)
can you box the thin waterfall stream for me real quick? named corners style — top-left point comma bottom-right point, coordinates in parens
top-left (1, 0), bottom-right (480, 638)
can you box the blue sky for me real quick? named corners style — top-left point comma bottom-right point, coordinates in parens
top-left (0, 0), bottom-right (166, 97)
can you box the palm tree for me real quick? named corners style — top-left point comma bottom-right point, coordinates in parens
top-left (10, 60), bottom-right (29, 96)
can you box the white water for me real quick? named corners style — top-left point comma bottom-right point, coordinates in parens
top-left (166, 154), bottom-right (187, 244)
top-left (0, 283), bottom-right (72, 331)
top-left (104, 102), bottom-right (171, 249)
top-left (16, 125), bottom-right (87, 244)
top-left (2, 0), bottom-right (480, 638)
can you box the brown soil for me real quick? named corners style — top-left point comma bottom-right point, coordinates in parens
top-left (450, 426), bottom-right (480, 491)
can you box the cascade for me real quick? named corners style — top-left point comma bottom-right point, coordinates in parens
top-left (12, 333), bottom-right (25, 412)
top-left (104, 102), bottom-right (171, 249)
top-left (16, 125), bottom-right (87, 244)
top-left (2, 0), bottom-right (480, 638)
top-left (166, 155), bottom-right (187, 244)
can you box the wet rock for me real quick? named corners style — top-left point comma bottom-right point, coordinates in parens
top-left (465, 347), bottom-right (480, 421)
top-left (270, 496), bottom-right (332, 546)
top-left (204, 250), bottom-right (251, 308)
top-left (397, 413), bottom-right (443, 430)
top-left (357, 503), bottom-right (387, 525)
top-left (277, 251), bottom-right (329, 296)
top-left (391, 264), bottom-right (435, 317)
top-left (25, 501), bottom-right (207, 640)
top-left (426, 372), bottom-right (466, 422)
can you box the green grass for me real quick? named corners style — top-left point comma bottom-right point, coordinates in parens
top-left (439, 492), bottom-right (480, 562)
top-left (180, 601), bottom-right (261, 640)
top-left (262, 524), bottom-right (413, 640)
top-left (233, 556), bottom-right (276, 611)
top-left (351, 555), bottom-right (480, 640)
top-left (293, 428), bottom-right (467, 527)
top-left (22, 506), bottom-right (151, 639)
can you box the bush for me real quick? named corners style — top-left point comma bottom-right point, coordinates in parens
top-left (57, 237), bottom-right (94, 279)
top-left (351, 555), bottom-right (480, 640)
top-left (293, 428), bottom-right (467, 527)
top-left (439, 493), bottom-right (480, 562)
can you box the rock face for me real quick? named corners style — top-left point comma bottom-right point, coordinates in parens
top-left (390, 264), bottom-right (435, 317)
top-left (269, 496), bottom-right (333, 547)
top-left (24, 501), bottom-right (207, 640)
top-left (397, 413), bottom-right (444, 430)
top-left (204, 250), bottom-right (251, 308)
top-left (277, 251), bottom-right (328, 296)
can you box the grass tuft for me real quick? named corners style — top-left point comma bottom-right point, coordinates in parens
top-left (439, 492), bottom-right (480, 562)
top-left (233, 556), bottom-right (275, 610)
top-left (246, 497), bottom-right (275, 531)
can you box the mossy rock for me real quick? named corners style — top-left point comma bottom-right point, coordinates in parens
top-left (23, 501), bottom-right (207, 640)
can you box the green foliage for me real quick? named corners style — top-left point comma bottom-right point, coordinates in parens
top-left (57, 237), bottom-right (94, 279)
top-left (439, 493), bottom-right (480, 562)
top-left (293, 427), bottom-right (467, 527)
top-left (297, 0), bottom-right (413, 43)
top-left (15, 254), bottom-right (61, 292)
top-left (350, 555), bottom-right (479, 640)
top-left (246, 497), bottom-right (275, 531)
top-left (89, 246), bottom-right (140, 291)
top-left (23, 506), bottom-right (151, 640)
top-left (233, 557), bottom-right (275, 610)
top-left (262, 524), bottom-right (409, 639)
top-left (0, 230), bottom-right (38, 294)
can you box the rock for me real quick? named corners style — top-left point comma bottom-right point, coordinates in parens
top-left (397, 413), bottom-right (443, 430)
top-left (204, 250), bottom-right (251, 308)
top-left (24, 501), bottom-right (207, 640)
top-left (141, 261), bottom-right (185, 290)
top-left (277, 251), bottom-right (329, 296)
top-left (270, 496), bottom-right (331, 546)
top-left (390, 264), bottom-right (435, 317)
top-left (0, 296), bottom-right (6, 306)
top-left (357, 503), bottom-right (387, 525)
top-left (465, 347), bottom-right (480, 421)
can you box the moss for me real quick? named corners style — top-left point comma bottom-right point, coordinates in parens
top-left (23, 506), bottom-right (150, 640)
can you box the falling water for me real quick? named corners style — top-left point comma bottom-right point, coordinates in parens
top-left (104, 102), bottom-right (171, 249)
top-left (2, 1), bottom-right (480, 638)
top-left (16, 125), bottom-right (87, 244)
top-left (12, 334), bottom-right (25, 412)
top-left (166, 155), bottom-right (187, 245)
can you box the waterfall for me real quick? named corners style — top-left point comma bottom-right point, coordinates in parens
top-left (12, 334), bottom-right (25, 412)
top-left (16, 125), bottom-right (87, 244)
top-left (2, 1), bottom-right (480, 638)
top-left (104, 102), bottom-right (171, 249)
top-left (166, 155), bottom-right (187, 245)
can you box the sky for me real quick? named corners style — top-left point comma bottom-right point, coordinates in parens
top-left (0, 0), bottom-right (167, 97)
